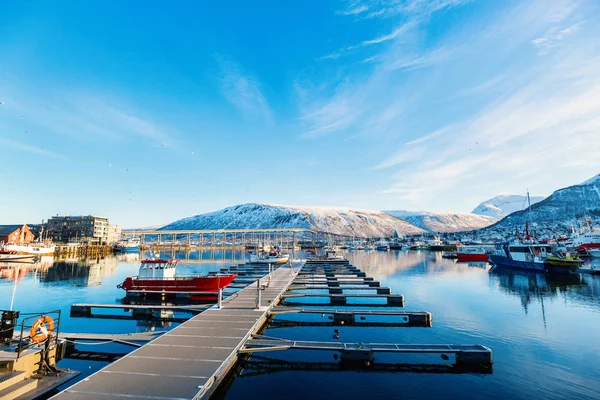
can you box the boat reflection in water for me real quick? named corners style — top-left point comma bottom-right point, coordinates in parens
top-left (488, 266), bottom-right (587, 317)
top-left (0, 256), bottom-right (54, 281)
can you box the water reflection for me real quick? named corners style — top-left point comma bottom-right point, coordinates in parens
top-left (488, 267), bottom-right (600, 315)
top-left (44, 257), bottom-right (118, 286)
top-left (344, 250), bottom-right (488, 278)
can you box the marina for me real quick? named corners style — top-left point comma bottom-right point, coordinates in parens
top-left (0, 248), bottom-right (599, 399)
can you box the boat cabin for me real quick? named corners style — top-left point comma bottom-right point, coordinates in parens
top-left (138, 259), bottom-right (178, 279)
top-left (494, 242), bottom-right (551, 262)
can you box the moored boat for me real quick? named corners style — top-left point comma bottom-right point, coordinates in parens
top-left (455, 245), bottom-right (489, 262)
top-left (115, 237), bottom-right (141, 253)
top-left (248, 249), bottom-right (290, 264)
top-left (572, 219), bottom-right (600, 251)
top-left (1, 242), bottom-right (55, 256)
top-left (118, 259), bottom-right (237, 293)
top-left (544, 252), bottom-right (584, 272)
top-left (488, 242), bottom-right (550, 272)
top-left (589, 249), bottom-right (600, 258)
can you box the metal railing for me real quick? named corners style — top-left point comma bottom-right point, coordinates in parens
top-left (16, 309), bottom-right (61, 359)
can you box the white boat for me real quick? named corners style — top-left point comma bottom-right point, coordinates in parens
top-left (2, 243), bottom-right (55, 256)
top-left (249, 252), bottom-right (290, 264)
top-left (571, 220), bottom-right (600, 251)
top-left (115, 238), bottom-right (141, 252)
top-left (589, 249), bottom-right (600, 258)
top-left (248, 244), bottom-right (290, 264)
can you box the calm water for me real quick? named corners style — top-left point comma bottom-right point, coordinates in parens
top-left (2, 250), bottom-right (600, 399)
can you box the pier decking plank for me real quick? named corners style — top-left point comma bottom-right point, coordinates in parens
top-left (51, 263), bottom-right (301, 400)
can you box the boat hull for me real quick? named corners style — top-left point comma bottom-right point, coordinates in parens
top-left (456, 253), bottom-right (489, 262)
top-left (575, 243), bottom-right (600, 251)
top-left (2, 244), bottom-right (55, 256)
top-left (488, 255), bottom-right (546, 272)
top-left (119, 274), bottom-right (237, 292)
top-left (544, 259), bottom-right (582, 273)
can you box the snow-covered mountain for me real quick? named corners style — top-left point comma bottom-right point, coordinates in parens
top-left (487, 174), bottom-right (600, 229)
top-left (161, 203), bottom-right (426, 237)
top-left (472, 195), bottom-right (545, 218)
top-left (385, 210), bottom-right (498, 233)
top-left (581, 173), bottom-right (600, 186)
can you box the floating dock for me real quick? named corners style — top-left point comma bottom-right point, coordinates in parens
top-left (53, 257), bottom-right (493, 399)
top-left (51, 263), bottom-right (302, 400)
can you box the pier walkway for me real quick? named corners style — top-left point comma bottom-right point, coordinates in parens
top-left (52, 262), bottom-right (302, 400)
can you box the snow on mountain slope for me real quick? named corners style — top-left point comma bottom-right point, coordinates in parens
top-left (161, 203), bottom-right (426, 237)
top-left (472, 195), bottom-right (545, 218)
top-left (487, 174), bottom-right (600, 229)
top-left (385, 210), bottom-right (498, 233)
top-left (580, 174), bottom-right (600, 186)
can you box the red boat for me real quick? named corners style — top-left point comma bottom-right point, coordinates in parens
top-left (118, 259), bottom-right (237, 293)
top-left (455, 245), bottom-right (489, 263)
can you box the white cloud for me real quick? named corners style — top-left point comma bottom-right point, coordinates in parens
top-left (0, 80), bottom-right (177, 146)
top-left (299, 0), bottom-right (600, 211)
top-left (0, 138), bottom-right (67, 160)
top-left (217, 57), bottom-right (272, 124)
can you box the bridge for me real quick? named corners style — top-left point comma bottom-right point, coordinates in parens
top-left (121, 228), bottom-right (351, 248)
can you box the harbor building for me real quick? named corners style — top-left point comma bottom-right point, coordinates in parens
top-left (107, 224), bottom-right (122, 244)
top-left (0, 224), bottom-right (35, 244)
top-left (47, 215), bottom-right (110, 244)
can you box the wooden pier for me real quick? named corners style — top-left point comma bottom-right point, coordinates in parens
top-left (51, 262), bottom-right (302, 400)
top-left (54, 244), bottom-right (113, 258)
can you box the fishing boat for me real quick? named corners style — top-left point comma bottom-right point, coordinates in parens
top-left (1, 242), bottom-right (55, 257)
top-left (572, 220), bottom-right (600, 251)
top-left (117, 259), bottom-right (237, 293)
top-left (488, 242), bottom-right (550, 272)
top-left (115, 237), bottom-right (141, 253)
top-left (455, 245), bottom-right (489, 262)
top-left (544, 252), bottom-right (584, 272)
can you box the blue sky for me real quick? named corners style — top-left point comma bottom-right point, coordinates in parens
top-left (1, 0), bottom-right (599, 227)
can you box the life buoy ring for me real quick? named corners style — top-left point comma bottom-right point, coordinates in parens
top-left (30, 315), bottom-right (54, 343)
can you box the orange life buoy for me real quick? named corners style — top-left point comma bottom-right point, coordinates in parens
top-left (30, 316), bottom-right (54, 343)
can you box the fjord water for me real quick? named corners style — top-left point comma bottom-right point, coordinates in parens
top-left (1, 251), bottom-right (599, 399)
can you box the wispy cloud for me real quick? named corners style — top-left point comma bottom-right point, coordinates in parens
top-left (0, 138), bottom-right (67, 160)
top-left (532, 23), bottom-right (581, 55)
top-left (216, 57), bottom-right (272, 124)
top-left (0, 80), bottom-right (178, 147)
top-left (300, 0), bottom-right (600, 211)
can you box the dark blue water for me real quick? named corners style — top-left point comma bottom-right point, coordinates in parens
top-left (2, 250), bottom-right (600, 399)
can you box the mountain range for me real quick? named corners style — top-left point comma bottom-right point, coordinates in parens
top-left (161, 203), bottom-right (425, 238)
top-left (158, 174), bottom-right (599, 237)
top-left (487, 174), bottom-right (600, 230)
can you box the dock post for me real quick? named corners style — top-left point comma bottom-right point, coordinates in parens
top-left (218, 288), bottom-right (223, 309)
top-left (255, 279), bottom-right (262, 309)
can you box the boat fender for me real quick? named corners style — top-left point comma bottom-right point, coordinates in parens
top-left (30, 315), bottom-right (54, 343)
